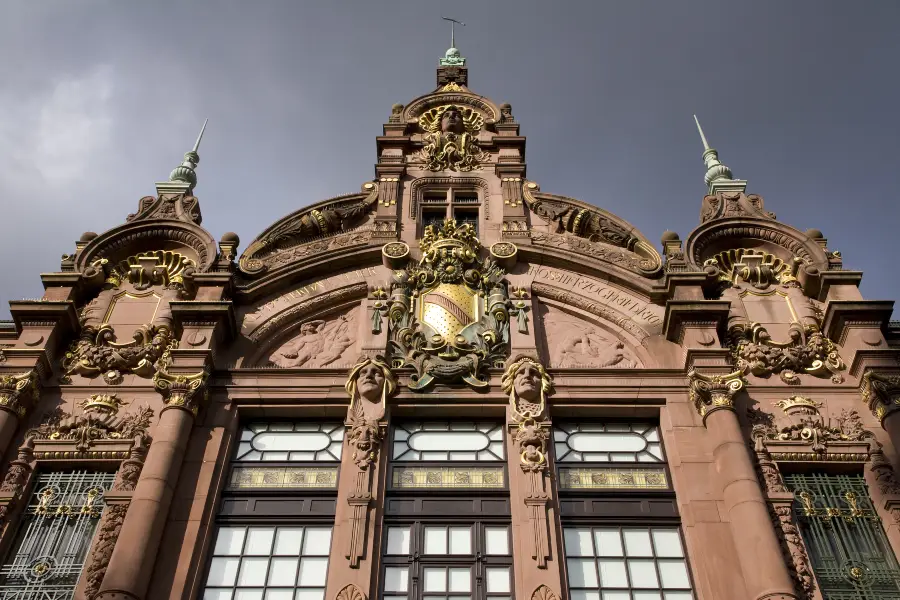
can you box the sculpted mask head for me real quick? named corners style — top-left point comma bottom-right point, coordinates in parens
top-left (441, 107), bottom-right (464, 134)
top-left (501, 357), bottom-right (552, 420)
top-left (346, 356), bottom-right (397, 404)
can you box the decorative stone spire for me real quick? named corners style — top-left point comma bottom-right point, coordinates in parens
top-left (693, 115), bottom-right (746, 195)
top-left (168, 119), bottom-right (207, 189)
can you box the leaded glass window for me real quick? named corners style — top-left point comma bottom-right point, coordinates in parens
top-left (203, 525), bottom-right (333, 600)
top-left (0, 470), bottom-right (115, 600)
top-left (392, 422), bottom-right (505, 462)
top-left (554, 423), bottom-right (663, 463)
top-left (785, 472), bottom-right (900, 599)
top-left (382, 523), bottom-right (512, 600)
top-left (563, 526), bottom-right (694, 600)
top-left (235, 423), bottom-right (344, 462)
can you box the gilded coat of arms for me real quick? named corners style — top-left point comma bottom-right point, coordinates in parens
top-left (386, 220), bottom-right (512, 390)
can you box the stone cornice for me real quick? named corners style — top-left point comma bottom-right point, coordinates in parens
top-left (7, 301), bottom-right (79, 336)
top-left (169, 301), bottom-right (237, 341)
top-left (821, 300), bottom-right (894, 341)
top-left (662, 300), bottom-right (730, 343)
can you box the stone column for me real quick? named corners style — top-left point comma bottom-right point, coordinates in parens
top-left (689, 371), bottom-right (799, 600)
top-left (96, 368), bottom-right (208, 600)
top-left (0, 371), bottom-right (38, 456)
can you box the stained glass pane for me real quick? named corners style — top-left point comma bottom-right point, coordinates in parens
top-left (236, 423), bottom-right (344, 462)
top-left (554, 423), bottom-right (664, 463)
top-left (392, 422), bottom-right (505, 461)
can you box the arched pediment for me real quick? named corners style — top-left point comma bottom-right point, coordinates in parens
top-left (538, 302), bottom-right (646, 369)
top-left (684, 216), bottom-right (830, 272)
top-left (237, 182), bottom-right (383, 282)
top-left (403, 88), bottom-right (500, 125)
top-left (522, 181), bottom-right (663, 278)
top-left (75, 220), bottom-right (217, 275)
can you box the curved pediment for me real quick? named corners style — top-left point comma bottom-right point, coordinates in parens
top-left (403, 87), bottom-right (501, 126)
top-left (522, 181), bottom-right (663, 278)
top-left (238, 181), bottom-right (382, 280)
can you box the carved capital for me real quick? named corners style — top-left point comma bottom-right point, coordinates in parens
top-left (154, 368), bottom-right (209, 415)
top-left (860, 371), bottom-right (900, 423)
top-left (688, 370), bottom-right (745, 423)
top-left (0, 370), bottom-right (39, 418)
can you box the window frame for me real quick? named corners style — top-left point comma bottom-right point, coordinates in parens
top-left (416, 187), bottom-right (483, 237)
top-left (380, 520), bottom-right (515, 600)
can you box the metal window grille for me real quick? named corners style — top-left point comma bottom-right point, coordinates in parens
top-left (452, 209), bottom-right (478, 235)
top-left (452, 195), bottom-right (479, 205)
top-left (0, 471), bottom-right (114, 600)
top-left (784, 473), bottom-right (900, 599)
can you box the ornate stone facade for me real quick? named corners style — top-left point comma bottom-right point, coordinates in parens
top-left (0, 46), bottom-right (897, 600)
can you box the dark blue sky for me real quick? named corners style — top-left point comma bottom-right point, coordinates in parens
top-left (1, 1), bottom-right (898, 316)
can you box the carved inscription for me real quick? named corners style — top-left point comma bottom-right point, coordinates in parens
top-left (242, 268), bottom-right (378, 335)
top-left (526, 265), bottom-right (662, 332)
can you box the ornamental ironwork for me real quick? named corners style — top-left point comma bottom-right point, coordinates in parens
top-left (0, 471), bottom-right (115, 600)
top-left (785, 473), bottom-right (900, 598)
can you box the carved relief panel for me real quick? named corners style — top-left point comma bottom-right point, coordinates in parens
top-left (266, 307), bottom-right (359, 369)
top-left (537, 304), bottom-right (641, 369)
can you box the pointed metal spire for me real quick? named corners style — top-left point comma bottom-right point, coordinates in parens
top-left (169, 119), bottom-right (208, 188)
top-left (693, 115), bottom-right (734, 191)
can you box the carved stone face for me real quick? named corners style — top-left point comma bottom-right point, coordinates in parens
top-left (514, 363), bottom-right (543, 402)
top-left (356, 363), bottom-right (385, 402)
top-left (441, 108), bottom-right (464, 134)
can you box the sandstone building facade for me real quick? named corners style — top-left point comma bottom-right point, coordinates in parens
top-left (1, 47), bottom-right (899, 600)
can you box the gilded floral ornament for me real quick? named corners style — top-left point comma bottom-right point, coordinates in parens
top-left (153, 368), bottom-right (209, 415)
top-left (729, 322), bottom-right (845, 384)
top-left (687, 370), bottom-right (745, 423)
top-left (860, 371), bottom-right (900, 423)
top-left (0, 370), bottom-right (39, 418)
top-left (62, 323), bottom-right (174, 385)
top-left (386, 219), bottom-right (511, 390)
top-left (416, 104), bottom-right (488, 172)
top-left (750, 401), bottom-right (872, 456)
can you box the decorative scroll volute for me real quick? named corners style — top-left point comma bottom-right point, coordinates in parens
top-left (344, 357), bottom-right (397, 568)
top-left (503, 357), bottom-right (554, 568)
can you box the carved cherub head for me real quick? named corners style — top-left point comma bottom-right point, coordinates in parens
top-left (501, 356), bottom-right (552, 420)
top-left (346, 356), bottom-right (397, 404)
